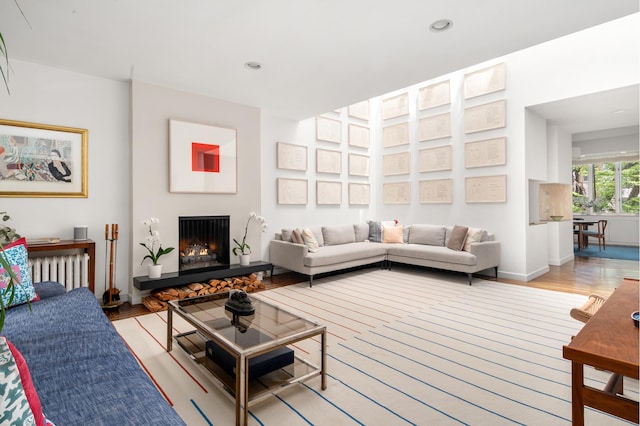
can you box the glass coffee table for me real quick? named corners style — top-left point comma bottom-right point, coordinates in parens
top-left (167, 291), bottom-right (327, 426)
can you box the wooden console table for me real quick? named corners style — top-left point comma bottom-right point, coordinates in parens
top-left (133, 261), bottom-right (273, 291)
top-left (562, 280), bottom-right (639, 425)
top-left (28, 239), bottom-right (96, 294)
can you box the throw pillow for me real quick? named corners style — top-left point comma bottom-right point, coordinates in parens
top-left (463, 227), bottom-right (487, 252)
top-left (0, 337), bottom-right (38, 426)
top-left (6, 338), bottom-right (45, 426)
top-left (301, 228), bottom-right (319, 253)
top-left (0, 237), bottom-right (37, 308)
top-left (382, 226), bottom-right (404, 243)
top-left (408, 225), bottom-right (446, 246)
top-left (353, 224), bottom-right (369, 242)
top-left (291, 228), bottom-right (305, 245)
top-left (367, 221), bottom-right (382, 243)
top-left (447, 225), bottom-right (469, 251)
top-left (281, 229), bottom-right (294, 242)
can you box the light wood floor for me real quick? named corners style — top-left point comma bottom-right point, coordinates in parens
top-left (104, 256), bottom-right (639, 321)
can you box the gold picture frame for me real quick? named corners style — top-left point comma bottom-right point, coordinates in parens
top-left (0, 119), bottom-right (88, 198)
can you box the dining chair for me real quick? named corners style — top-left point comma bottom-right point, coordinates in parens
top-left (582, 219), bottom-right (607, 251)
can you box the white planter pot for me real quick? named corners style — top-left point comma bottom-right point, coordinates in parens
top-left (148, 264), bottom-right (162, 278)
top-left (239, 254), bottom-right (250, 266)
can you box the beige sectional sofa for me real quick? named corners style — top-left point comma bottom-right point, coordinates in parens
top-left (269, 223), bottom-right (500, 286)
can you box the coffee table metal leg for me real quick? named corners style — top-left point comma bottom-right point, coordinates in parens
top-left (321, 328), bottom-right (327, 390)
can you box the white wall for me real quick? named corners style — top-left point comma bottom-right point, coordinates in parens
top-left (130, 81), bottom-right (261, 303)
top-left (0, 60), bottom-right (130, 300)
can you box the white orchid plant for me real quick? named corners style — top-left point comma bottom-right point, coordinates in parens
top-left (140, 217), bottom-right (174, 265)
top-left (233, 212), bottom-right (267, 256)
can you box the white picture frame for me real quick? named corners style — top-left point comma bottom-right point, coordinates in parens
top-left (316, 116), bottom-right (342, 143)
top-left (382, 122), bottom-right (410, 148)
top-left (383, 182), bottom-right (410, 204)
top-left (348, 100), bottom-right (370, 121)
top-left (465, 175), bottom-right (507, 203)
top-left (465, 137), bottom-right (506, 168)
top-left (316, 180), bottom-right (342, 205)
top-left (276, 142), bottom-right (307, 171)
top-left (419, 145), bottom-right (452, 172)
top-left (418, 80), bottom-right (450, 110)
top-left (419, 179), bottom-right (453, 204)
top-left (348, 153), bottom-right (370, 177)
top-left (383, 152), bottom-right (410, 176)
top-left (316, 148), bottom-right (342, 174)
top-left (348, 183), bottom-right (370, 205)
top-left (464, 63), bottom-right (506, 99)
top-left (277, 178), bottom-right (308, 205)
top-left (418, 112), bottom-right (451, 141)
top-left (464, 100), bottom-right (506, 134)
top-left (348, 124), bottom-right (370, 149)
top-left (382, 93), bottom-right (409, 120)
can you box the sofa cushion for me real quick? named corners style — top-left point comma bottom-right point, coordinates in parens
top-left (464, 227), bottom-right (488, 252)
top-left (322, 225), bottom-right (356, 246)
top-left (1, 237), bottom-right (37, 308)
top-left (354, 224), bottom-right (369, 242)
top-left (382, 226), bottom-right (404, 243)
top-left (408, 225), bottom-right (446, 246)
top-left (388, 244), bottom-right (477, 266)
top-left (303, 243), bottom-right (387, 267)
top-left (309, 226), bottom-right (324, 247)
top-left (367, 221), bottom-right (382, 242)
top-left (301, 228), bottom-right (319, 252)
top-left (447, 225), bottom-right (469, 251)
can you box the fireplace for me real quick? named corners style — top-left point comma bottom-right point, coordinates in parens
top-left (178, 216), bottom-right (229, 273)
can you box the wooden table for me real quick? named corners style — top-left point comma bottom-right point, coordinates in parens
top-left (563, 281), bottom-right (639, 425)
top-left (573, 220), bottom-right (596, 251)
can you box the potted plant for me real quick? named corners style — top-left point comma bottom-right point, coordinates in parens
top-left (140, 217), bottom-right (174, 278)
top-left (232, 212), bottom-right (267, 266)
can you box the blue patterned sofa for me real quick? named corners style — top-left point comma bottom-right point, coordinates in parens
top-left (3, 282), bottom-right (185, 426)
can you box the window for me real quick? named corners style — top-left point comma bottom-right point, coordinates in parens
top-left (572, 161), bottom-right (639, 214)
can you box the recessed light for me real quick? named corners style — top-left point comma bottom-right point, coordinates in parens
top-left (430, 19), bottom-right (453, 32)
top-left (244, 61), bottom-right (262, 70)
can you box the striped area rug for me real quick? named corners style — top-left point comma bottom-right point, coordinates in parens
top-left (113, 268), bottom-right (639, 425)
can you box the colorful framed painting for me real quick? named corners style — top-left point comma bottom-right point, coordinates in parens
top-left (169, 119), bottom-right (237, 193)
top-left (0, 119), bottom-right (88, 198)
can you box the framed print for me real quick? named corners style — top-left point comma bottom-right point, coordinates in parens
top-left (418, 80), bottom-right (450, 110)
top-left (465, 175), bottom-right (507, 203)
top-left (382, 93), bottom-right (409, 120)
top-left (382, 122), bottom-right (410, 148)
top-left (0, 119), bottom-right (88, 198)
top-left (277, 178), bottom-right (308, 205)
top-left (348, 100), bottom-right (370, 121)
top-left (349, 183), bottom-right (370, 205)
top-left (348, 153), bottom-right (369, 177)
top-left (419, 145), bottom-right (452, 172)
top-left (316, 116), bottom-right (342, 143)
top-left (465, 137), bottom-right (506, 168)
top-left (383, 182), bottom-right (410, 204)
top-left (383, 151), bottom-right (410, 176)
top-left (316, 148), bottom-right (341, 174)
top-left (464, 63), bottom-right (506, 99)
top-left (348, 124), bottom-right (370, 149)
top-left (464, 100), bottom-right (506, 134)
top-left (277, 142), bottom-right (307, 171)
top-left (316, 180), bottom-right (342, 205)
top-left (418, 112), bottom-right (451, 141)
top-left (419, 179), bottom-right (452, 203)
top-left (169, 119), bottom-right (237, 193)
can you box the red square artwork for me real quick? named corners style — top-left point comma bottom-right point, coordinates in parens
top-left (191, 142), bottom-right (220, 173)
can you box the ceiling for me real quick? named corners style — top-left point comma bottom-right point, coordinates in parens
top-left (1, 1), bottom-right (638, 120)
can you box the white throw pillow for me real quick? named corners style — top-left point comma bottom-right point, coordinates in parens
top-left (463, 227), bottom-right (487, 251)
top-left (302, 228), bottom-right (319, 253)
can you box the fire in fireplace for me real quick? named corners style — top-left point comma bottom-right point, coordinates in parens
top-left (178, 216), bottom-right (230, 272)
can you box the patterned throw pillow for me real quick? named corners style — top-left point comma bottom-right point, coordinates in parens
top-left (1, 237), bottom-right (37, 308)
top-left (367, 221), bottom-right (382, 243)
top-left (0, 336), bottom-right (38, 425)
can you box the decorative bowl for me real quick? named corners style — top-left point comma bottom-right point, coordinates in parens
top-left (632, 311), bottom-right (639, 328)
top-left (550, 215), bottom-right (563, 221)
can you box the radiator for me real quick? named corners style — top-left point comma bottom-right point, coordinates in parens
top-left (28, 254), bottom-right (90, 291)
